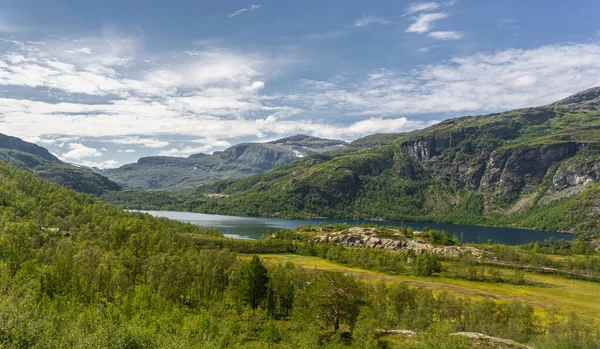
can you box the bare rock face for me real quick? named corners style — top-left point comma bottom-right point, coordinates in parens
top-left (480, 143), bottom-right (578, 196)
top-left (553, 158), bottom-right (600, 189)
top-left (311, 228), bottom-right (486, 258)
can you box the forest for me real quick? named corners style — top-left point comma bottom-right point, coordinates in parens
top-left (0, 161), bottom-right (599, 348)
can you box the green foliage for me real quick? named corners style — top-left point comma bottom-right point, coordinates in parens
top-left (238, 256), bottom-right (271, 309)
top-left (295, 271), bottom-right (364, 332)
top-left (0, 161), bottom-right (599, 347)
top-left (426, 230), bottom-right (460, 246)
top-left (0, 148), bottom-right (121, 196)
top-left (414, 251), bottom-right (442, 276)
top-left (100, 92), bottom-right (600, 236)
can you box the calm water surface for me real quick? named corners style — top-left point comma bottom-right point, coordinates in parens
top-left (139, 210), bottom-right (573, 245)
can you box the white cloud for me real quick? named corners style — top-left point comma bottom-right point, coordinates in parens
top-left (417, 46), bottom-right (438, 53)
top-left (513, 75), bottom-right (537, 87)
top-left (406, 2), bottom-right (440, 14)
top-left (428, 31), bottom-right (463, 40)
top-left (77, 159), bottom-right (119, 169)
top-left (1, 36), bottom-right (600, 159)
top-left (61, 143), bottom-right (102, 160)
top-left (354, 16), bottom-right (391, 28)
top-left (406, 12), bottom-right (448, 33)
top-left (117, 149), bottom-right (136, 153)
top-left (107, 137), bottom-right (169, 148)
top-left (191, 138), bottom-right (232, 148)
top-left (159, 145), bottom-right (213, 157)
top-left (65, 47), bottom-right (92, 55)
top-left (228, 4), bottom-right (262, 18)
top-left (282, 43), bottom-right (600, 117)
top-left (338, 117), bottom-right (438, 137)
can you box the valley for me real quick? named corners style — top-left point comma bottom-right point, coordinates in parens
top-left (101, 88), bottom-right (600, 237)
top-left (2, 1), bottom-right (599, 347)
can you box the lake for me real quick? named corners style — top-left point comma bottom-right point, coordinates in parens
top-left (139, 210), bottom-right (573, 245)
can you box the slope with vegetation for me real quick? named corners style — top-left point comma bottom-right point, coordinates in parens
top-left (0, 161), bottom-right (598, 348)
top-left (103, 134), bottom-right (348, 193)
top-left (0, 133), bottom-right (121, 195)
top-left (106, 87), bottom-right (600, 236)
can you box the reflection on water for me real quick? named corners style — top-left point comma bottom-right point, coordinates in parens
top-left (138, 210), bottom-right (573, 246)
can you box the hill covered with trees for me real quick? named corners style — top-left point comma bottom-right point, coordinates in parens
top-left (104, 87), bottom-right (600, 236)
top-left (0, 133), bottom-right (121, 195)
top-left (0, 161), bottom-right (598, 348)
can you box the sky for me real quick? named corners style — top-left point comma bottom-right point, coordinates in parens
top-left (0, 0), bottom-right (600, 168)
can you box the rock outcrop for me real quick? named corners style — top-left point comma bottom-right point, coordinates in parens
top-left (311, 228), bottom-right (486, 258)
top-left (451, 332), bottom-right (534, 349)
top-left (553, 157), bottom-right (600, 189)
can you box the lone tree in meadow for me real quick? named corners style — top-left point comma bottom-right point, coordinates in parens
top-left (298, 271), bottom-right (363, 332)
top-left (239, 255), bottom-right (271, 309)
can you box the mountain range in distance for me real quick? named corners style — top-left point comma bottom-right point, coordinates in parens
top-left (101, 87), bottom-right (600, 236)
top-left (3, 87), bottom-right (600, 235)
top-left (102, 134), bottom-right (348, 193)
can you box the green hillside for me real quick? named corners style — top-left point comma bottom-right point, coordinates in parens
top-left (104, 87), bottom-right (600, 235)
top-left (0, 161), bottom-right (597, 348)
top-left (0, 133), bottom-right (121, 195)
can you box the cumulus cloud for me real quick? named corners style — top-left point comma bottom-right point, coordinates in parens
top-left (1, 35), bottom-right (600, 166)
top-left (107, 137), bottom-right (169, 148)
top-left (406, 2), bottom-right (440, 14)
top-left (427, 31), bottom-right (463, 40)
top-left (191, 138), bottom-right (232, 148)
top-left (159, 145), bottom-right (213, 157)
top-left (228, 4), bottom-right (262, 18)
top-left (65, 47), bottom-right (92, 55)
top-left (77, 159), bottom-right (119, 169)
top-left (354, 16), bottom-right (391, 27)
top-left (333, 117), bottom-right (438, 138)
top-left (282, 43), bottom-right (600, 116)
top-left (61, 143), bottom-right (102, 160)
top-left (406, 12), bottom-right (448, 33)
top-left (117, 149), bottom-right (136, 153)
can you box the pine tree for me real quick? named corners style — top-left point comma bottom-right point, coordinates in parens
top-left (239, 255), bottom-right (270, 309)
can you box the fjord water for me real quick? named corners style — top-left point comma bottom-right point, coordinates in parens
top-left (140, 210), bottom-right (572, 245)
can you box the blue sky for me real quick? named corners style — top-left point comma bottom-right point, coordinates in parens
top-left (0, 0), bottom-right (599, 168)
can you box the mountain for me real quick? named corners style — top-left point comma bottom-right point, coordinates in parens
top-left (0, 133), bottom-right (121, 195)
top-left (103, 134), bottom-right (348, 193)
top-left (149, 87), bottom-right (600, 235)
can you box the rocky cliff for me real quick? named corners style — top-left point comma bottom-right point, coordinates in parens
top-left (171, 87), bottom-right (600, 235)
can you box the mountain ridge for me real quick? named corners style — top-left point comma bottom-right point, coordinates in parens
top-left (0, 133), bottom-right (121, 195)
top-left (103, 134), bottom-right (348, 193)
top-left (104, 87), bottom-right (600, 235)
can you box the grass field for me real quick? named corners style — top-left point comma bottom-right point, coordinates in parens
top-left (241, 253), bottom-right (600, 322)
